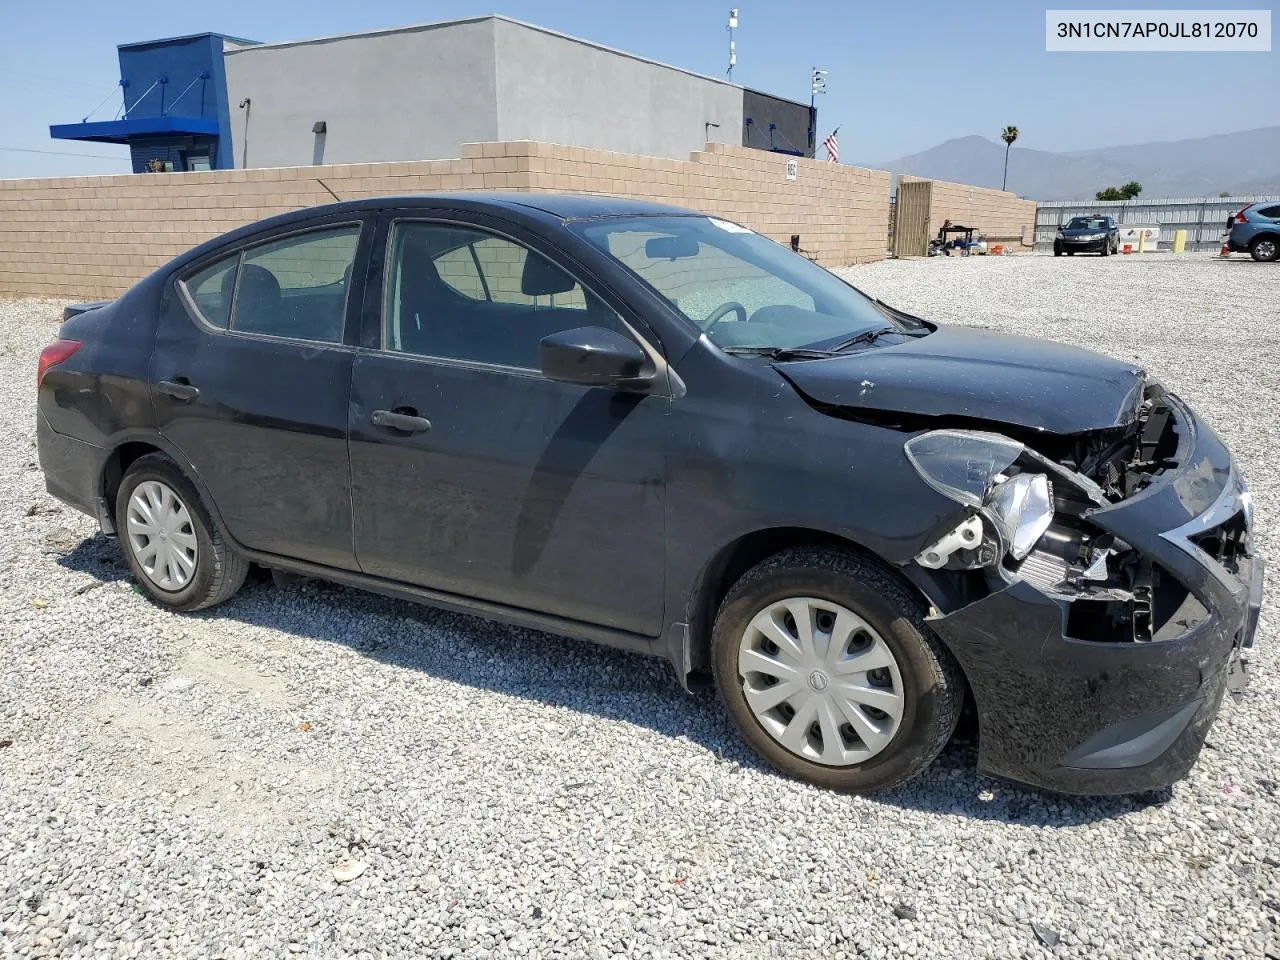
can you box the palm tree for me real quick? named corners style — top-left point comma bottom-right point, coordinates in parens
top-left (1001, 126), bottom-right (1019, 191)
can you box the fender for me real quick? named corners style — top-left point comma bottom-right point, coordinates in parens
top-left (95, 429), bottom-right (231, 540)
top-left (675, 524), bottom-right (931, 690)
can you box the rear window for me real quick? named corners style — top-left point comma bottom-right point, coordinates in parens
top-left (182, 255), bottom-right (237, 329)
top-left (180, 225), bottom-right (362, 344)
top-left (231, 227), bottom-right (360, 343)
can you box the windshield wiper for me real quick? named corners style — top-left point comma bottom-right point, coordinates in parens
top-left (721, 345), bottom-right (841, 361)
top-left (873, 298), bottom-right (928, 327)
top-left (828, 327), bottom-right (900, 351)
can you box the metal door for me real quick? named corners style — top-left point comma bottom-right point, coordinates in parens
top-left (894, 180), bottom-right (933, 257)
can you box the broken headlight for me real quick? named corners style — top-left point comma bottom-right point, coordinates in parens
top-left (908, 430), bottom-right (1127, 599)
top-left (905, 430), bottom-right (1207, 642)
top-left (906, 431), bottom-right (1056, 569)
top-left (988, 473), bottom-right (1054, 560)
top-left (903, 430), bottom-right (1022, 508)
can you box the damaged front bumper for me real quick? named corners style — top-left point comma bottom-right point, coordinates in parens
top-left (931, 564), bottom-right (1259, 794)
top-left (922, 396), bottom-right (1263, 794)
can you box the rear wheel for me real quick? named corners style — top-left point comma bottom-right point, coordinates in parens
top-left (115, 453), bottom-right (248, 612)
top-left (1251, 236), bottom-right (1279, 262)
top-left (711, 547), bottom-right (964, 793)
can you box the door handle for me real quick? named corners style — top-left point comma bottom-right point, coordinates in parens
top-left (371, 409), bottom-right (432, 434)
top-left (157, 379), bottom-right (200, 402)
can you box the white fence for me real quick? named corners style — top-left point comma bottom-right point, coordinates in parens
top-left (1034, 196), bottom-right (1280, 252)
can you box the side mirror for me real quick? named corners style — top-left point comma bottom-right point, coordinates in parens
top-left (540, 326), bottom-right (652, 391)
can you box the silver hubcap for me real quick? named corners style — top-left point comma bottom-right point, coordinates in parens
top-left (1258, 240), bottom-right (1276, 260)
top-left (738, 597), bottom-right (905, 766)
top-left (126, 480), bottom-right (198, 591)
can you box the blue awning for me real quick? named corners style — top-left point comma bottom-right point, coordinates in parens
top-left (49, 116), bottom-right (219, 144)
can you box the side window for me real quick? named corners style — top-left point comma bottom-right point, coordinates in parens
top-left (433, 244), bottom-right (487, 301)
top-left (182, 254), bottom-right (238, 329)
top-left (230, 225), bottom-right (361, 343)
top-left (470, 238), bottom-right (587, 309)
top-left (1257, 205), bottom-right (1280, 220)
top-left (384, 221), bottom-right (630, 369)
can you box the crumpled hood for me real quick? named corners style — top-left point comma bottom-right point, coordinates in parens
top-left (777, 325), bottom-right (1147, 434)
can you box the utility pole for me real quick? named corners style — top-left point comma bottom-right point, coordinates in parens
top-left (810, 67), bottom-right (828, 108)
top-left (809, 68), bottom-right (827, 156)
top-left (727, 9), bottom-right (738, 78)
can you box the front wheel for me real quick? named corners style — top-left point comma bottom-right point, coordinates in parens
top-left (116, 453), bottom-right (248, 612)
top-left (711, 548), bottom-right (964, 793)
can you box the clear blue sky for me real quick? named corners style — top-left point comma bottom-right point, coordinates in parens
top-left (1, 0), bottom-right (1274, 178)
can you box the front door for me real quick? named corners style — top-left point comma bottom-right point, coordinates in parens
top-left (347, 216), bottom-right (668, 636)
top-left (152, 217), bottom-right (370, 569)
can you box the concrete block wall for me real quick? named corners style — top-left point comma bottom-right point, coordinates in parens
top-left (0, 140), bottom-right (890, 299)
top-left (902, 175), bottom-right (1037, 249)
top-left (519, 142), bottom-right (890, 268)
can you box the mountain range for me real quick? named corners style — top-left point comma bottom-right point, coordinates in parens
top-left (869, 126), bottom-right (1280, 201)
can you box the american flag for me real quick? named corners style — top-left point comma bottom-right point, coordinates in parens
top-left (823, 128), bottom-right (840, 163)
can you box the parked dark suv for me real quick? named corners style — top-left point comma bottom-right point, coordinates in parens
top-left (1054, 215), bottom-right (1120, 256)
top-left (37, 194), bottom-right (1262, 796)
top-left (1225, 202), bottom-right (1280, 262)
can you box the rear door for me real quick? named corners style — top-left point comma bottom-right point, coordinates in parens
top-left (347, 212), bottom-right (669, 636)
top-left (153, 214), bottom-right (374, 569)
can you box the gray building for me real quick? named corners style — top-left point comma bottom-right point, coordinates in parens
top-left (223, 15), bottom-right (815, 169)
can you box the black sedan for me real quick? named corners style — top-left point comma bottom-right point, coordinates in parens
top-left (37, 194), bottom-right (1262, 795)
top-left (1054, 215), bottom-right (1120, 256)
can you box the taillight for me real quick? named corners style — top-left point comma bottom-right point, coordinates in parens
top-left (37, 339), bottom-right (82, 388)
top-left (1234, 206), bottom-right (1251, 224)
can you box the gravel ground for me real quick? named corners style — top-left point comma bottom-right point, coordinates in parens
top-left (1, 253), bottom-right (1277, 960)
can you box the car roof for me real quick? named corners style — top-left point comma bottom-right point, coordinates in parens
top-left (291, 192), bottom-right (700, 223)
top-left (168, 192), bottom-right (710, 275)
top-left (473, 192), bottom-right (699, 220)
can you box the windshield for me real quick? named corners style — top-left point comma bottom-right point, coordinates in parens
top-left (571, 215), bottom-right (911, 351)
top-left (1066, 217), bottom-right (1108, 230)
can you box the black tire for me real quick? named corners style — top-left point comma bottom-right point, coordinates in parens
top-left (1250, 236), bottom-right (1279, 262)
top-left (1054, 244), bottom-right (1062, 257)
top-left (711, 547), bottom-right (964, 793)
top-left (1100, 242), bottom-right (1109, 257)
top-left (115, 452), bottom-right (248, 612)
top-left (1066, 250), bottom-right (1074, 256)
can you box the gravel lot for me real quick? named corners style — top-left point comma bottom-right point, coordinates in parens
top-left (2, 253), bottom-right (1277, 960)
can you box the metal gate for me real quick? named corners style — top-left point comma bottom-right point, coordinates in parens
top-left (893, 180), bottom-right (932, 257)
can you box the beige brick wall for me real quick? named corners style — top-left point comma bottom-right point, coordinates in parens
top-left (0, 140), bottom-right (890, 300)
top-left (521, 142), bottom-right (890, 269)
top-left (900, 176), bottom-right (1037, 251)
